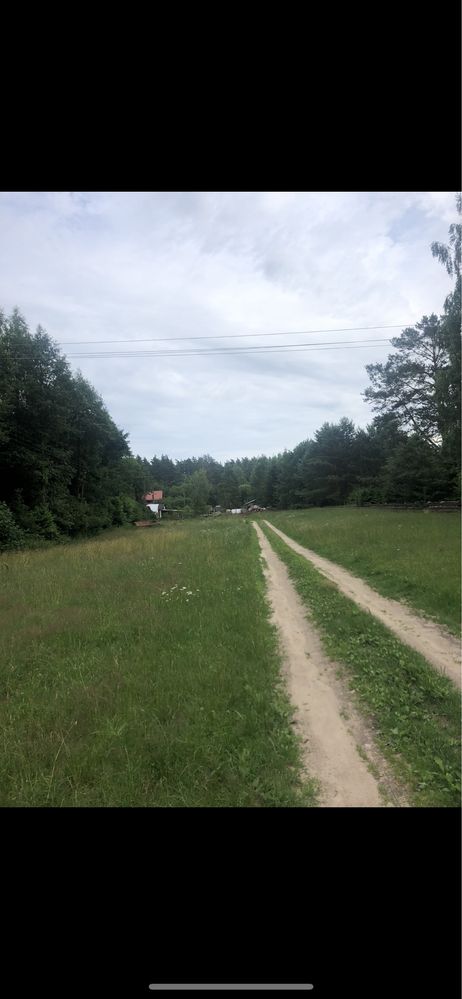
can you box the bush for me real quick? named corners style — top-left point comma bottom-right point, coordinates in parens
top-left (52, 496), bottom-right (90, 535)
top-left (0, 502), bottom-right (27, 551)
top-left (348, 485), bottom-right (385, 507)
top-left (10, 495), bottom-right (60, 540)
top-left (108, 497), bottom-right (125, 526)
top-left (30, 504), bottom-right (60, 539)
top-left (85, 505), bottom-right (113, 532)
top-left (120, 495), bottom-right (146, 522)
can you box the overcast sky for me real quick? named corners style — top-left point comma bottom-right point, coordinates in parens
top-left (0, 191), bottom-right (456, 462)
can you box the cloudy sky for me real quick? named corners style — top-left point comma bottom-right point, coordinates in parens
top-left (0, 191), bottom-right (456, 462)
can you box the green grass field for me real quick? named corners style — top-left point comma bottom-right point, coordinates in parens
top-left (0, 519), bottom-right (317, 807)
top-left (260, 522), bottom-right (461, 808)
top-left (263, 508), bottom-right (461, 636)
top-left (2, 508), bottom-right (459, 808)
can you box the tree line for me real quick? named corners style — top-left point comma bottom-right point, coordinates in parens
top-left (0, 197), bottom-right (460, 549)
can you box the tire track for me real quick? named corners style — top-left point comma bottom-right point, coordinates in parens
top-left (264, 520), bottom-right (461, 690)
top-left (253, 522), bottom-right (406, 807)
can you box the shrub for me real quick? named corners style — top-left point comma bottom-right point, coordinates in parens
top-left (120, 495), bottom-right (145, 522)
top-left (348, 485), bottom-right (385, 507)
top-left (30, 504), bottom-right (60, 539)
top-left (0, 502), bottom-right (27, 551)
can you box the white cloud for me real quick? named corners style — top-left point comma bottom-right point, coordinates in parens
top-left (0, 191), bottom-right (456, 461)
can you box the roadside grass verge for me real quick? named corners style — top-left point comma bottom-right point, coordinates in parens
top-left (0, 519), bottom-right (317, 807)
top-left (260, 522), bottom-right (461, 808)
top-left (263, 508), bottom-right (461, 636)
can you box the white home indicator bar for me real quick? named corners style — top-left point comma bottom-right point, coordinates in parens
top-left (148, 987), bottom-right (314, 991)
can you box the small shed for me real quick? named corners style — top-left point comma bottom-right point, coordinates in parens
top-left (146, 503), bottom-right (160, 515)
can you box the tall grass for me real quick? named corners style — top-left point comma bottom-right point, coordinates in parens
top-left (0, 519), bottom-right (317, 807)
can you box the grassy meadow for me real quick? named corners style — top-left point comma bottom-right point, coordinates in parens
top-left (263, 508), bottom-right (461, 636)
top-left (0, 518), bottom-right (317, 807)
top-left (1, 506), bottom-right (459, 809)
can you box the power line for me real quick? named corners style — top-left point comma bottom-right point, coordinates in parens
top-left (57, 337), bottom-right (393, 358)
top-left (53, 323), bottom-right (414, 346)
top-left (9, 338), bottom-right (393, 361)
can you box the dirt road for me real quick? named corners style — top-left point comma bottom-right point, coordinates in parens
top-left (264, 521), bottom-right (461, 690)
top-left (253, 522), bottom-right (408, 807)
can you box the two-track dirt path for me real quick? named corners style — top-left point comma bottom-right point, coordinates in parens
top-left (264, 520), bottom-right (461, 690)
top-left (253, 522), bottom-right (409, 807)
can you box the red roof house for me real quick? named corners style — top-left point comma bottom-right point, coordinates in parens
top-left (143, 490), bottom-right (163, 502)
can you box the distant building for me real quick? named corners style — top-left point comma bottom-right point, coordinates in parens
top-left (143, 490), bottom-right (163, 502)
top-left (142, 490), bottom-right (165, 519)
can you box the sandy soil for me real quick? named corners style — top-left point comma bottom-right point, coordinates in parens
top-left (253, 522), bottom-right (408, 808)
top-left (264, 521), bottom-right (461, 690)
